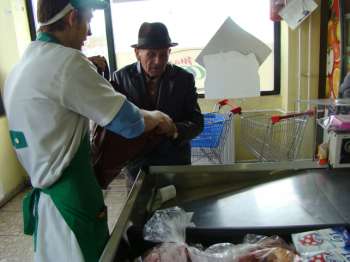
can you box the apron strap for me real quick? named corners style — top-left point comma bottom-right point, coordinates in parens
top-left (22, 188), bottom-right (41, 250)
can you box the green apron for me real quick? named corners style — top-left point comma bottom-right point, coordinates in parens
top-left (22, 32), bottom-right (109, 262)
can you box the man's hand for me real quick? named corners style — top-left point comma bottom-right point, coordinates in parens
top-left (141, 110), bottom-right (178, 139)
top-left (88, 55), bottom-right (107, 73)
top-left (155, 114), bottom-right (178, 139)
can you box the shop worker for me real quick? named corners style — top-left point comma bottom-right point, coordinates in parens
top-left (111, 22), bottom-right (204, 189)
top-left (3, 0), bottom-right (175, 261)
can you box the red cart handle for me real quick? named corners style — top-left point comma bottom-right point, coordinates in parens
top-left (271, 110), bottom-right (314, 124)
top-left (217, 99), bottom-right (242, 115)
top-left (230, 107), bottom-right (242, 114)
top-left (218, 99), bottom-right (230, 106)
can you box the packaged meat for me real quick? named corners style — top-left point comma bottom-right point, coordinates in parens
top-left (141, 207), bottom-right (302, 262)
top-left (301, 248), bottom-right (350, 262)
top-left (143, 243), bottom-right (190, 262)
top-left (292, 227), bottom-right (350, 254)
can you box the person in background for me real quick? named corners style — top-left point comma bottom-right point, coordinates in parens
top-left (3, 0), bottom-right (174, 261)
top-left (111, 22), bottom-right (204, 189)
top-left (337, 73), bottom-right (350, 114)
top-left (340, 73), bottom-right (350, 99)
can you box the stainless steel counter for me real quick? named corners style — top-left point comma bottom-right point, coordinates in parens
top-left (100, 161), bottom-right (350, 262)
top-left (182, 169), bottom-right (350, 227)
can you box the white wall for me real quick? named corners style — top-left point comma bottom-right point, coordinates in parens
top-left (0, 0), bottom-right (31, 205)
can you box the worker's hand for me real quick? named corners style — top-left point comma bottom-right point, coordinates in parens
top-left (141, 110), bottom-right (178, 138)
top-left (155, 117), bottom-right (178, 139)
top-left (88, 55), bottom-right (107, 73)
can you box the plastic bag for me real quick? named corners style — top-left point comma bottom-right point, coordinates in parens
top-left (188, 243), bottom-right (236, 262)
top-left (142, 207), bottom-right (194, 262)
top-left (143, 243), bottom-right (190, 262)
top-left (237, 234), bottom-right (300, 262)
top-left (189, 234), bottom-right (299, 262)
top-left (142, 208), bottom-right (300, 262)
top-left (143, 207), bottom-right (234, 261)
top-left (143, 242), bottom-right (237, 262)
top-left (143, 207), bottom-right (194, 244)
top-left (243, 234), bottom-right (295, 250)
top-left (190, 240), bottom-right (300, 262)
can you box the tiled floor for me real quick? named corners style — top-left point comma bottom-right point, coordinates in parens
top-left (0, 178), bottom-right (128, 262)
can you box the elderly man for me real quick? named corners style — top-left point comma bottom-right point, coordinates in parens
top-left (111, 22), bottom-right (204, 187)
top-left (3, 1), bottom-right (174, 261)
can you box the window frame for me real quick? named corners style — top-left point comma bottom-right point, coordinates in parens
top-left (261, 21), bottom-right (281, 96)
top-left (0, 93), bottom-right (5, 117)
top-left (25, 0), bottom-right (118, 73)
top-left (26, 0), bottom-right (280, 96)
top-left (25, 0), bottom-right (36, 41)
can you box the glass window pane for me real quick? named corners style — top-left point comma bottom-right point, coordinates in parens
top-left (30, 1), bottom-right (109, 61)
top-left (111, 0), bottom-right (275, 93)
top-left (82, 10), bottom-right (109, 61)
top-left (31, 0), bottom-right (38, 29)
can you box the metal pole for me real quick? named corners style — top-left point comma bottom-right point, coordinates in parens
top-left (104, 0), bottom-right (117, 74)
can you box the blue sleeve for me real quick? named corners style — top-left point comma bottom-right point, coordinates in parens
top-left (105, 100), bottom-right (145, 138)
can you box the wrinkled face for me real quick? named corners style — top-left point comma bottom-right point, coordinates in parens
top-left (135, 48), bottom-right (171, 78)
top-left (71, 9), bottom-right (93, 50)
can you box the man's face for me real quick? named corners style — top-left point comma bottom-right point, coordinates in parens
top-left (135, 48), bottom-right (171, 78)
top-left (71, 9), bottom-right (93, 50)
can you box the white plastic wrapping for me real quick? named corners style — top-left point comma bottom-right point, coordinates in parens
top-left (143, 207), bottom-right (194, 244)
top-left (141, 207), bottom-right (301, 262)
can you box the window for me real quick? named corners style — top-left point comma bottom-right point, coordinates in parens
top-left (110, 0), bottom-right (280, 95)
top-left (26, 0), bottom-right (280, 95)
top-left (26, 0), bottom-right (110, 67)
top-left (82, 10), bottom-right (109, 61)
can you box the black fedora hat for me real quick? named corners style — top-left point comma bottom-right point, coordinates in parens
top-left (131, 22), bottom-right (178, 49)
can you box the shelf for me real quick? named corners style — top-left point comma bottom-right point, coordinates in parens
top-left (297, 99), bottom-right (350, 106)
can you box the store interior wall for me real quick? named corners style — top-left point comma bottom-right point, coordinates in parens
top-left (278, 0), bottom-right (320, 160)
top-left (0, 0), bottom-right (31, 205)
top-left (0, 0), bottom-right (321, 203)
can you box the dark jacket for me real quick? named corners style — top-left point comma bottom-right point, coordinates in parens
top-left (340, 73), bottom-right (350, 98)
top-left (112, 62), bottom-right (204, 165)
top-left (338, 73), bottom-right (350, 114)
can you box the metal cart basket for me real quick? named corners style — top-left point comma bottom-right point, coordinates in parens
top-left (191, 101), bottom-right (241, 164)
top-left (191, 113), bottom-right (232, 164)
top-left (240, 110), bottom-right (314, 161)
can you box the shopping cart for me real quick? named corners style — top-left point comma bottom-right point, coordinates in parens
top-left (240, 110), bottom-right (314, 161)
top-left (191, 100), bottom-right (241, 164)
